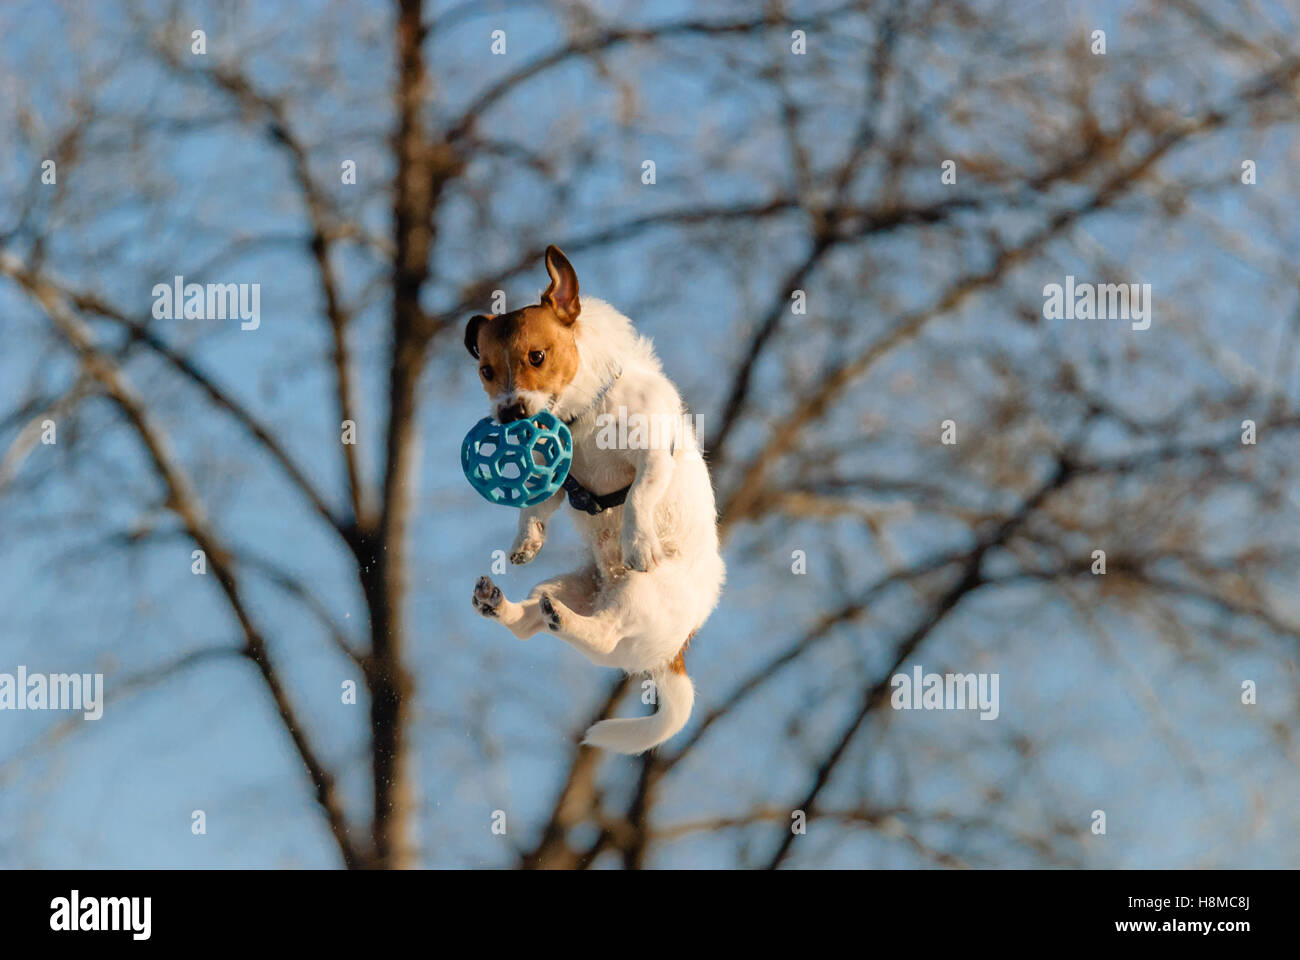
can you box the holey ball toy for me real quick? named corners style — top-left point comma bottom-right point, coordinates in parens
top-left (461, 409), bottom-right (573, 508)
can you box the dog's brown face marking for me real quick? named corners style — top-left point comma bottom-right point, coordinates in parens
top-left (465, 245), bottom-right (582, 422)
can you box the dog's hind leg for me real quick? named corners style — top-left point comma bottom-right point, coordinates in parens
top-left (471, 576), bottom-right (536, 638)
top-left (473, 568), bottom-right (597, 641)
top-left (536, 592), bottom-right (621, 660)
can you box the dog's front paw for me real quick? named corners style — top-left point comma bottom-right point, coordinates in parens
top-left (622, 529), bottom-right (664, 572)
top-left (509, 520), bottom-right (545, 565)
top-left (471, 575), bottom-right (503, 618)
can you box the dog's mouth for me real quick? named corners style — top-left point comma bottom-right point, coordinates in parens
top-left (494, 395), bottom-right (558, 424)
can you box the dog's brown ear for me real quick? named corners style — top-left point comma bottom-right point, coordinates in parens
top-left (464, 314), bottom-right (490, 359)
top-left (541, 245), bottom-right (580, 323)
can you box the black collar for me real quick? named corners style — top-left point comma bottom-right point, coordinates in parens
top-left (562, 473), bottom-right (630, 515)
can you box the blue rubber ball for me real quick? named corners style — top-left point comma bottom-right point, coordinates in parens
top-left (461, 409), bottom-right (573, 508)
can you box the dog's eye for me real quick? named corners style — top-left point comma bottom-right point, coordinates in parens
top-left (528, 350), bottom-right (545, 367)
top-left (480, 365), bottom-right (494, 381)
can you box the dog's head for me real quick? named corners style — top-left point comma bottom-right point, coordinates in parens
top-left (465, 245), bottom-right (582, 423)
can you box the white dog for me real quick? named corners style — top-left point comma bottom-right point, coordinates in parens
top-left (466, 246), bottom-right (726, 754)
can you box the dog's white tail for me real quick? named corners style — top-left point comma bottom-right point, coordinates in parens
top-left (582, 665), bottom-right (694, 755)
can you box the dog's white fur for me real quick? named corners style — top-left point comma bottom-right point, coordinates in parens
top-left (472, 297), bottom-right (725, 754)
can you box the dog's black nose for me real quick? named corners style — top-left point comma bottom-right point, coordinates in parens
top-left (497, 402), bottom-right (527, 424)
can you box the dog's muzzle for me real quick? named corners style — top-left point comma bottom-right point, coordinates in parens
top-left (496, 401), bottom-right (527, 424)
